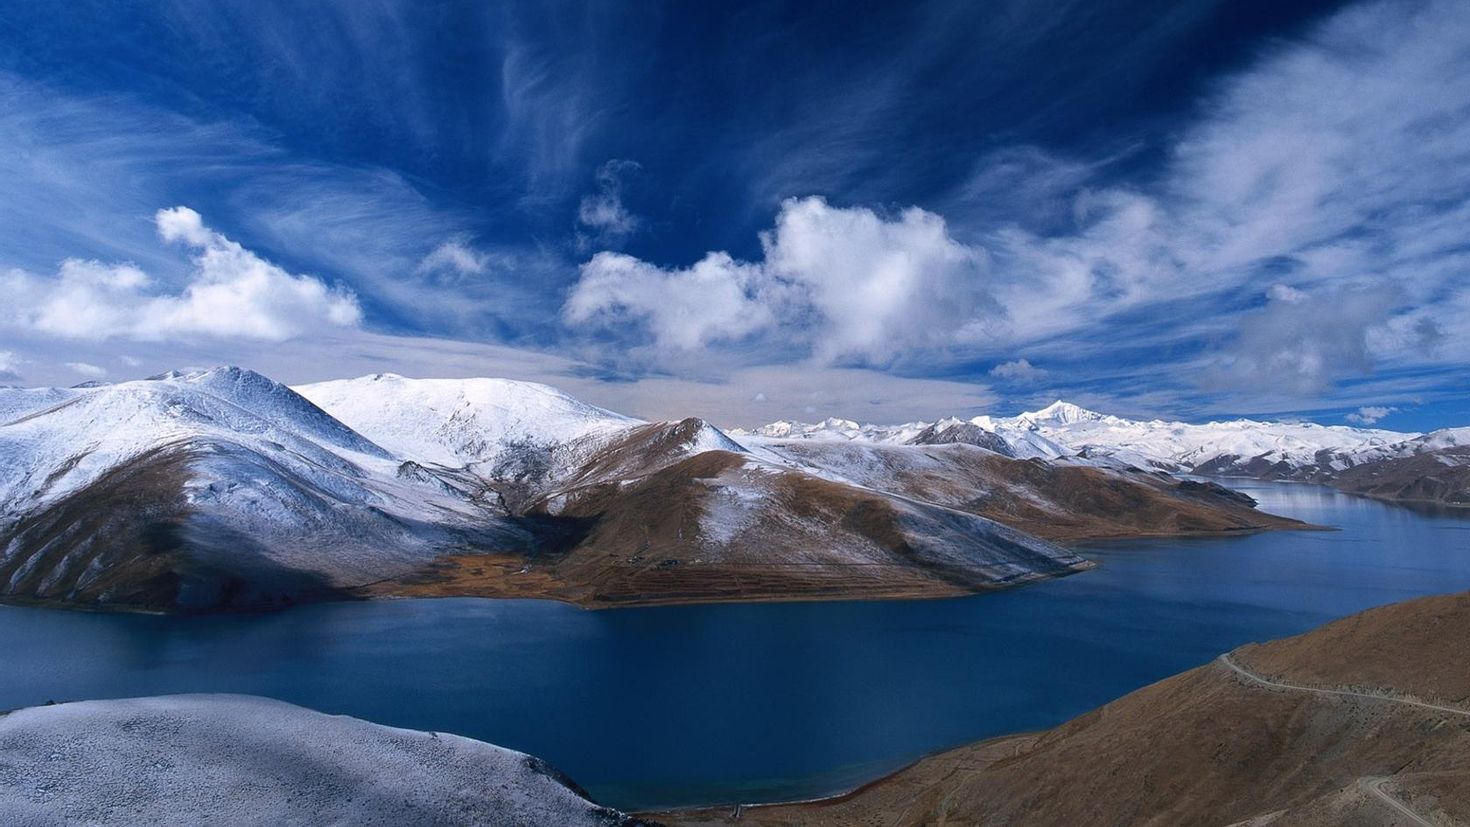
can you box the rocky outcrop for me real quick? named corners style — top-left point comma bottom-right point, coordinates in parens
top-left (906, 421), bottom-right (1014, 455)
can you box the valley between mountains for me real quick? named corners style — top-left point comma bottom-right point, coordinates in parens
top-left (5, 366), bottom-right (1454, 613)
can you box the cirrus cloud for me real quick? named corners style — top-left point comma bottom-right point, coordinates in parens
top-left (567, 0), bottom-right (1470, 412)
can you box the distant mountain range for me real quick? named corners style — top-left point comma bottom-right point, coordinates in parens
top-left (0, 369), bottom-right (1314, 612)
top-left (735, 400), bottom-right (1470, 507)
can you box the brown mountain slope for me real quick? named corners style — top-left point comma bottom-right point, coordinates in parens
top-left (755, 440), bottom-right (1309, 542)
top-left (366, 446), bottom-right (1094, 607)
top-left (655, 591), bottom-right (1470, 826)
top-left (367, 420), bottom-right (1310, 608)
top-left (1331, 446), bottom-right (1470, 507)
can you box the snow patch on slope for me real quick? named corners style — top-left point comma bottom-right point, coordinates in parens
top-left (0, 695), bottom-right (635, 827)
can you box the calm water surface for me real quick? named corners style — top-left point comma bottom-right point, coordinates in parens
top-left (2, 481), bottom-right (1469, 809)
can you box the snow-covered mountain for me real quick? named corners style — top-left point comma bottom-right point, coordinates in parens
top-left (735, 400), bottom-right (1423, 480)
top-left (0, 369), bottom-right (1326, 612)
top-left (0, 367), bottom-right (529, 609)
top-left (295, 373), bottom-right (637, 470)
top-left (1, 367), bottom-right (1121, 611)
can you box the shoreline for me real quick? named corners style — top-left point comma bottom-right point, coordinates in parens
top-left (0, 516), bottom-right (1334, 616)
top-left (637, 732), bottom-right (1038, 819)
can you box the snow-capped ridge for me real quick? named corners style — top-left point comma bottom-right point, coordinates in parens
top-left (738, 400), bottom-right (1440, 478)
top-left (1018, 400), bottom-right (1111, 426)
top-left (294, 373), bottom-right (639, 468)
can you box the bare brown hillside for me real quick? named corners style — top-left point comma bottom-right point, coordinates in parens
top-left (367, 424), bottom-right (1309, 609)
top-left (655, 592), bottom-right (1470, 826)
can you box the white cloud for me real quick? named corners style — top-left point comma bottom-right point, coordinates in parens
top-left (2, 207), bottom-right (361, 342)
top-left (989, 358), bottom-right (1047, 383)
top-left (990, 0), bottom-right (1470, 386)
top-left (567, 251), bottom-right (777, 351)
top-left (567, 0), bottom-right (1470, 404)
top-left (1205, 285), bottom-right (1393, 396)
top-left (1346, 405), bottom-right (1395, 425)
top-left (566, 196), bottom-right (996, 367)
top-left (577, 159), bottom-right (641, 244)
top-left (66, 362), bottom-right (106, 379)
top-left (416, 241), bottom-right (489, 279)
top-left (1266, 284), bottom-right (1308, 304)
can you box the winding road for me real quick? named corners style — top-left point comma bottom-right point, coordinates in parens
top-left (1219, 653), bottom-right (1466, 826)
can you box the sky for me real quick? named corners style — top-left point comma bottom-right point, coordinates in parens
top-left (1, 0), bottom-right (1468, 431)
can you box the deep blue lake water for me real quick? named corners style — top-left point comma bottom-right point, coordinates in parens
top-left (2, 480), bottom-right (1469, 810)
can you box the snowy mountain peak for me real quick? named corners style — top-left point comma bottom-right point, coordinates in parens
top-left (294, 374), bottom-right (639, 468)
top-left (669, 417), bottom-right (748, 455)
top-left (1020, 400), bottom-right (1109, 426)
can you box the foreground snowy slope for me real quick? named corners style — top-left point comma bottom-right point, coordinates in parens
top-left (0, 695), bottom-right (644, 826)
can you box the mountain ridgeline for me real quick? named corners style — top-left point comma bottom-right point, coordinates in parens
top-left (738, 400), bottom-right (1470, 508)
top-left (1, 368), bottom-right (1310, 612)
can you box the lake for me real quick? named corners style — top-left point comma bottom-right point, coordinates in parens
top-left (2, 480), bottom-right (1468, 810)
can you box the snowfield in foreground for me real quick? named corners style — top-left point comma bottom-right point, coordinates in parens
top-left (0, 695), bottom-right (645, 827)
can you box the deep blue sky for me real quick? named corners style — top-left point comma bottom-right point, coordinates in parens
top-left (1, 0), bottom-right (1467, 430)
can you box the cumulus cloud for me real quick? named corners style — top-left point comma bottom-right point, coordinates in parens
top-left (565, 196), bottom-right (996, 367)
top-left (577, 159), bottom-right (641, 245)
top-left (1346, 405), bottom-right (1395, 425)
top-left (2, 207), bottom-right (361, 342)
top-left (989, 358), bottom-right (1047, 383)
top-left (66, 361), bottom-right (107, 378)
top-left (566, 250), bottom-right (778, 352)
top-left (567, 0), bottom-right (1470, 406)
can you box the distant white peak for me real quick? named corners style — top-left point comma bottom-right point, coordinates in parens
top-left (1415, 427), bottom-right (1470, 451)
top-left (294, 373), bottom-right (638, 467)
top-left (1019, 400), bottom-right (1110, 426)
